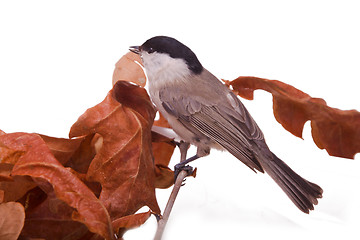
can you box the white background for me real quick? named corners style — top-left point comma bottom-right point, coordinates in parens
top-left (1, 1), bottom-right (359, 239)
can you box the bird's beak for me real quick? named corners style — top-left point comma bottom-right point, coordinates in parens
top-left (129, 46), bottom-right (141, 54)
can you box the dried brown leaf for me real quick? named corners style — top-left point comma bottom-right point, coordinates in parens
top-left (0, 163), bottom-right (13, 181)
top-left (0, 132), bottom-right (113, 239)
top-left (152, 139), bottom-right (175, 189)
top-left (0, 175), bottom-right (36, 203)
top-left (112, 52), bottom-right (146, 87)
top-left (65, 134), bottom-right (97, 174)
top-left (154, 162), bottom-right (175, 189)
top-left (152, 115), bottom-right (176, 188)
top-left (69, 81), bottom-right (160, 225)
top-left (0, 142), bottom-right (38, 202)
top-left (227, 76), bottom-right (360, 159)
top-left (21, 219), bottom-right (88, 240)
top-left (113, 51), bottom-right (177, 188)
top-left (112, 211), bottom-right (151, 236)
top-left (20, 189), bottom-right (90, 240)
top-left (39, 135), bottom-right (85, 165)
top-left (0, 137), bottom-right (25, 164)
top-left (0, 202), bottom-right (25, 240)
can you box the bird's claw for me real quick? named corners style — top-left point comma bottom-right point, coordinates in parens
top-left (174, 164), bottom-right (194, 185)
top-left (181, 178), bottom-right (186, 186)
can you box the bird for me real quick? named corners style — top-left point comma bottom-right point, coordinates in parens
top-left (129, 36), bottom-right (323, 213)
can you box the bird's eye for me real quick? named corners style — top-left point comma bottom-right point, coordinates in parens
top-left (148, 47), bottom-right (155, 53)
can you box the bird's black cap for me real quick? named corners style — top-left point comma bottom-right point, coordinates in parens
top-left (141, 36), bottom-right (203, 74)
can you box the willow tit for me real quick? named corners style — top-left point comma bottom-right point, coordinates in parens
top-left (130, 36), bottom-right (322, 213)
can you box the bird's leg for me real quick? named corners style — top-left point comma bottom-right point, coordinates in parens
top-left (173, 142), bottom-right (210, 183)
top-left (176, 154), bottom-right (199, 167)
top-left (173, 141), bottom-right (195, 183)
top-left (178, 141), bottom-right (190, 162)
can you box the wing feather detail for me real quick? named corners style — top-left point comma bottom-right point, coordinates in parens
top-left (161, 90), bottom-right (264, 172)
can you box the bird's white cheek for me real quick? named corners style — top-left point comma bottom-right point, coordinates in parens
top-left (141, 52), bottom-right (164, 76)
top-left (141, 52), bottom-right (191, 86)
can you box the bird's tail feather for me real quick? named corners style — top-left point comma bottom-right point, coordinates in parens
top-left (257, 152), bottom-right (323, 213)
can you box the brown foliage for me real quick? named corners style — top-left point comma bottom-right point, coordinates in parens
top-left (0, 132), bottom-right (113, 239)
top-left (69, 81), bottom-right (161, 222)
top-left (0, 81), bottom-right (165, 239)
top-left (226, 76), bottom-right (360, 159)
top-left (112, 51), bottom-right (176, 189)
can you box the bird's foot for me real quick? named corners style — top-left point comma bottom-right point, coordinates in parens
top-left (174, 163), bottom-right (194, 185)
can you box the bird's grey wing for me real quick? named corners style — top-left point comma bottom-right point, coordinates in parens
top-left (159, 85), bottom-right (265, 172)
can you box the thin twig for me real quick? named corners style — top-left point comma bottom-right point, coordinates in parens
top-left (154, 170), bottom-right (188, 240)
top-left (154, 142), bottom-right (190, 240)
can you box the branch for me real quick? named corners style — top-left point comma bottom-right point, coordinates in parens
top-left (154, 142), bottom-right (190, 240)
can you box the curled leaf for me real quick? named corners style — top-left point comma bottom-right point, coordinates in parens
top-left (0, 132), bottom-right (113, 239)
top-left (39, 134), bottom-right (85, 165)
top-left (226, 76), bottom-right (360, 159)
top-left (65, 134), bottom-right (97, 174)
top-left (113, 51), bottom-right (177, 188)
top-left (70, 81), bottom-right (160, 225)
top-left (0, 175), bottom-right (36, 203)
top-left (112, 52), bottom-right (146, 87)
